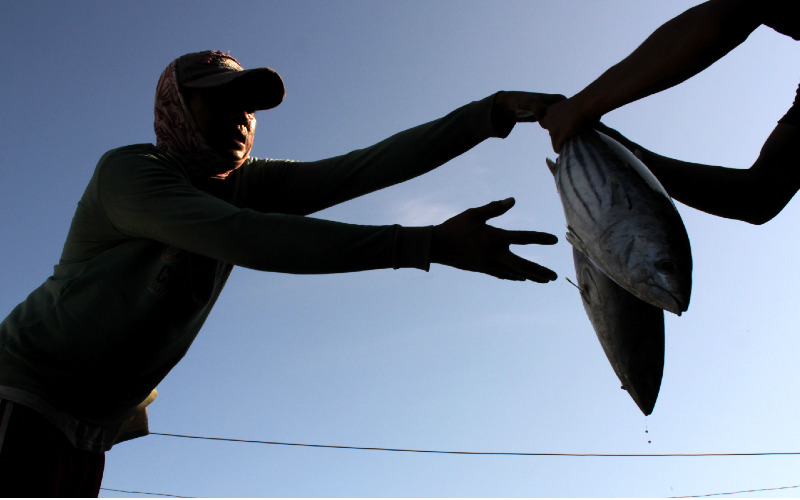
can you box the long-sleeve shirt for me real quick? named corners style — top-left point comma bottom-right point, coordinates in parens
top-left (0, 94), bottom-right (507, 449)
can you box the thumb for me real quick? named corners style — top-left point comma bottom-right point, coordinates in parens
top-left (551, 135), bottom-right (563, 154)
top-left (471, 197), bottom-right (515, 221)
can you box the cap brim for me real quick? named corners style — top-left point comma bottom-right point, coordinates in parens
top-left (182, 67), bottom-right (285, 110)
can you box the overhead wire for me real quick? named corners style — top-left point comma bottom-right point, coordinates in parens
top-left (102, 432), bottom-right (800, 498)
top-left (99, 487), bottom-right (190, 498)
top-left (671, 483), bottom-right (800, 498)
top-left (99, 483), bottom-right (800, 499)
top-left (151, 432), bottom-right (800, 457)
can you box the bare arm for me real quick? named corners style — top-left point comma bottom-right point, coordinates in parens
top-left (597, 122), bottom-right (800, 224)
top-left (541, 0), bottom-right (764, 151)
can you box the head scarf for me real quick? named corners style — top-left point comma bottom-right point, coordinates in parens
top-left (153, 53), bottom-right (251, 180)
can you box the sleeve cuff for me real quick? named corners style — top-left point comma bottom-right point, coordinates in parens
top-left (392, 225), bottom-right (433, 271)
top-left (465, 93), bottom-right (515, 140)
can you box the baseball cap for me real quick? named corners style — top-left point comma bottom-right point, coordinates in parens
top-left (175, 50), bottom-right (285, 110)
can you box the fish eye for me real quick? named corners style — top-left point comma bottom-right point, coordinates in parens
top-left (657, 260), bottom-right (677, 275)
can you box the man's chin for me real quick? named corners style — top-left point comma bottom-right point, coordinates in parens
top-left (214, 147), bottom-right (250, 162)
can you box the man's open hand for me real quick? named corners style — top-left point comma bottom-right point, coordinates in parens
top-left (430, 198), bottom-right (558, 282)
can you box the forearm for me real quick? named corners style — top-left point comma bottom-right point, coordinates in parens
top-left (97, 148), bottom-right (435, 274)
top-left (644, 154), bottom-right (794, 225)
top-left (573, 0), bottom-right (760, 119)
top-left (240, 95), bottom-right (502, 215)
top-left (203, 212), bottom-right (433, 274)
top-left (645, 156), bottom-right (752, 219)
top-left (596, 119), bottom-right (800, 224)
top-left (112, 198), bottom-right (433, 274)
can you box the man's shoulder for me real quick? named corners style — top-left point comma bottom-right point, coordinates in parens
top-left (93, 144), bottom-right (191, 197)
top-left (100, 144), bottom-right (173, 165)
top-left (96, 144), bottom-right (186, 177)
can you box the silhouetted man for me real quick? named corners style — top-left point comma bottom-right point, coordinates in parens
top-left (0, 50), bottom-right (563, 496)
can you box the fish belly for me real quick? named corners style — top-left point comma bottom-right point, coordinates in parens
top-left (573, 248), bottom-right (664, 415)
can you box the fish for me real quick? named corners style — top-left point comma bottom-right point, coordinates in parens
top-left (546, 129), bottom-right (692, 315)
top-left (573, 247), bottom-right (664, 415)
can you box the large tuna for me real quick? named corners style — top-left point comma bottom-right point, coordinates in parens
top-left (573, 247), bottom-right (664, 415)
top-left (546, 129), bottom-right (692, 315)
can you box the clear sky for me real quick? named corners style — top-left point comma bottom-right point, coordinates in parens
top-left (1, 0), bottom-right (800, 498)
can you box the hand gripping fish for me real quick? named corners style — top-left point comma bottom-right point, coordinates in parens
top-left (573, 248), bottom-right (664, 415)
top-left (546, 130), bottom-right (692, 315)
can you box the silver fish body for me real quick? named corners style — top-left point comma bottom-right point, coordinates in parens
top-left (573, 248), bottom-right (664, 415)
top-left (547, 130), bottom-right (692, 315)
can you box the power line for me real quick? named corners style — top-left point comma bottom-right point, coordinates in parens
top-left (671, 483), bottom-right (800, 498)
top-left (100, 484), bottom-right (800, 500)
top-left (99, 487), bottom-right (190, 498)
top-left (150, 432), bottom-right (800, 457)
top-left (100, 483), bottom-right (800, 500)
top-left (107, 434), bottom-right (800, 498)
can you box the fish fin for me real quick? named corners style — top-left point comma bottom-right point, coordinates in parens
top-left (567, 275), bottom-right (593, 302)
top-left (565, 228), bottom-right (586, 254)
top-left (546, 158), bottom-right (558, 175)
top-left (565, 276), bottom-right (582, 292)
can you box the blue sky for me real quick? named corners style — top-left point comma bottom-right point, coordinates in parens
top-left (2, 0), bottom-right (800, 497)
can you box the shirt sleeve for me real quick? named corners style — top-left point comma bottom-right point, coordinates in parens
top-left (230, 94), bottom-right (504, 215)
top-left (96, 94), bottom-right (504, 275)
top-left (97, 149), bottom-right (433, 273)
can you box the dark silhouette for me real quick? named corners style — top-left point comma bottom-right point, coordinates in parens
top-left (0, 50), bottom-right (563, 496)
top-left (541, 0), bottom-right (800, 225)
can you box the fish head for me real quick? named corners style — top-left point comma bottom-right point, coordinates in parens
top-left (597, 216), bottom-right (692, 315)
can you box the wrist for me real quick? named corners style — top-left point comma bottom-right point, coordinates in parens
top-left (568, 88), bottom-right (607, 124)
top-left (490, 92), bottom-right (516, 138)
top-left (394, 225), bottom-right (435, 271)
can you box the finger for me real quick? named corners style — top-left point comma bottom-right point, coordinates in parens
top-left (509, 96), bottom-right (544, 123)
top-left (503, 229), bottom-right (559, 246)
top-left (593, 121), bottom-right (619, 137)
top-left (551, 135), bottom-right (562, 154)
top-left (516, 94), bottom-right (567, 122)
top-left (515, 114), bottom-right (539, 123)
top-left (485, 261), bottom-right (531, 281)
top-left (514, 109), bottom-right (538, 122)
top-left (527, 95), bottom-right (568, 123)
top-left (544, 93), bottom-right (568, 105)
top-left (485, 256), bottom-right (558, 282)
top-left (502, 254), bottom-right (559, 282)
top-left (541, 123), bottom-right (563, 153)
top-left (485, 268), bottom-right (527, 281)
top-left (470, 197), bottom-right (515, 222)
top-left (487, 263), bottom-right (554, 283)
